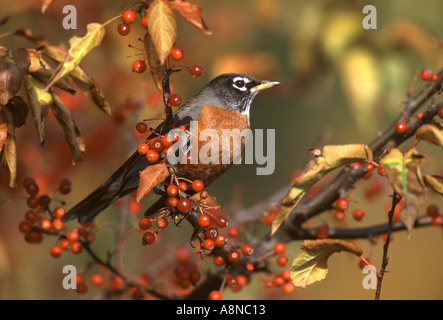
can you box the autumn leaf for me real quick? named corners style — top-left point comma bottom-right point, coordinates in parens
top-left (423, 175), bottom-right (443, 195)
top-left (0, 109), bottom-right (6, 154)
top-left (50, 91), bottom-right (85, 164)
top-left (0, 106), bottom-right (17, 187)
top-left (136, 162), bottom-right (170, 202)
top-left (143, 32), bottom-right (164, 91)
top-left (147, 0), bottom-right (177, 65)
top-left (44, 23), bottom-right (105, 91)
top-left (169, 0), bottom-right (212, 35)
top-left (0, 47), bottom-right (30, 105)
top-left (415, 123), bottom-right (443, 148)
top-left (4, 96), bottom-right (28, 128)
top-left (24, 74), bottom-right (52, 145)
top-left (290, 239), bottom-right (362, 289)
top-left (272, 144), bottom-right (373, 234)
top-left (379, 148), bottom-right (426, 237)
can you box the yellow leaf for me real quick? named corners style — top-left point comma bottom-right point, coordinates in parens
top-left (148, 0), bottom-right (177, 65)
top-left (423, 175), bottom-right (443, 195)
top-left (415, 123), bottom-right (443, 148)
top-left (290, 239), bottom-right (362, 289)
top-left (272, 144), bottom-right (372, 234)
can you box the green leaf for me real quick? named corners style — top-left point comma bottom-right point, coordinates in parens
top-left (290, 239), bottom-right (362, 289)
top-left (272, 144), bottom-right (373, 234)
top-left (148, 0), bottom-right (177, 65)
top-left (44, 23), bottom-right (105, 91)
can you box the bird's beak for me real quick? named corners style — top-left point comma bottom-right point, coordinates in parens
top-left (250, 80), bottom-right (281, 93)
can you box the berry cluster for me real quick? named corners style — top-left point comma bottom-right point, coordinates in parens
top-left (420, 69), bottom-right (440, 82)
top-left (17, 177), bottom-right (97, 259)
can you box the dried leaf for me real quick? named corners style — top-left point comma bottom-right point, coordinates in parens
top-left (50, 91), bottom-right (85, 164)
top-left (72, 76), bottom-right (111, 116)
top-left (380, 148), bottom-right (426, 237)
top-left (143, 32), bottom-right (164, 91)
top-left (423, 175), bottom-right (443, 195)
top-left (0, 106), bottom-right (17, 187)
top-left (4, 96), bottom-right (28, 127)
top-left (147, 0), bottom-right (177, 65)
top-left (136, 162), bottom-right (170, 202)
top-left (415, 123), bottom-right (443, 148)
top-left (272, 144), bottom-right (373, 234)
top-left (27, 49), bottom-right (75, 94)
top-left (0, 48), bottom-right (30, 105)
top-left (290, 239), bottom-right (362, 289)
top-left (169, 0), bottom-right (212, 35)
top-left (45, 23), bottom-right (105, 91)
top-left (0, 109), bottom-right (6, 153)
top-left (24, 75), bottom-right (52, 145)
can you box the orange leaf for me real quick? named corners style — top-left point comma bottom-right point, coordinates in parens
top-left (136, 162), bottom-right (170, 202)
top-left (169, 0), bottom-right (212, 35)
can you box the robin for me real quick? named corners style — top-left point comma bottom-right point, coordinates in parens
top-left (62, 73), bottom-right (280, 224)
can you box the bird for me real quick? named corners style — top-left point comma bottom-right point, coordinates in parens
top-left (62, 73), bottom-right (280, 224)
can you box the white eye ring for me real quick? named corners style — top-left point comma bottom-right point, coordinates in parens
top-left (232, 76), bottom-right (250, 91)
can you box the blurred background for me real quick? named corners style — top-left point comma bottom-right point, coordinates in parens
top-left (0, 0), bottom-right (442, 299)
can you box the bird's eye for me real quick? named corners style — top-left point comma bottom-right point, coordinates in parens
top-left (234, 79), bottom-right (245, 88)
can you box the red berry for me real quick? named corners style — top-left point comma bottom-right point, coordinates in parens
top-left (39, 195), bottom-right (51, 208)
top-left (315, 224), bottom-right (329, 239)
top-left (121, 10), bottom-right (136, 24)
top-left (90, 273), bottom-right (104, 287)
top-left (283, 282), bottom-right (295, 294)
top-left (140, 16), bottom-right (148, 28)
top-left (427, 204), bottom-right (440, 218)
top-left (161, 135), bottom-right (174, 148)
top-left (192, 179), bottom-right (204, 192)
top-left (156, 217), bottom-right (168, 229)
top-left (420, 69), bottom-right (433, 81)
top-left (202, 239), bottom-right (215, 250)
top-left (352, 209), bottom-right (365, 221)
top-left (395, 121), bottom-right (407, 134)
top-left (117, 23), bottom-right (130, 36)
top-left (272, 275), bottom-right (285, 287)
top-left (227, 227), bottom-right (239, 238)
top-left (25, 231), bottom-right (43, 243)
top-left (166, 197), bottom-right (178, 207)
top-left (189, 270), bottom-right (201, 284)
top-left (67, 229), bottom-right (79, 242)
top-left (178, 182), bottom-right (187, 191)
top-left (213, 255), bottom-right (225, 266)
top-left (52, 218), bottom-right (65, 231)
top-left (171, 48), bottom-right (183, 60)
top-left (336, 197), bottom-right (349, 211)
top-left (242, 244), bottom-right (254, 256)
top-left (432, 215), bottom-right (442, 226)
top-left (139, 217), bottom-right (152, 230)
top-left (70, 241), bottom-right (83, 254)
top-left (142, 231), bottom-right (156, 245)
top-left (216, 216), bottom-right (228, 228)
top-left (276, 255), bottom-right (288, 267)
top-left (26, 182), bottom-right (39, 196)
top-left (19, 221), bottom-right (32, 234)
top-left (334, 210), bottom-right (346, 221)
top-left (227, 249), bottom-right (241, 263)
top-left (198, 214), bottom-right (211, 227)
top-left (431, 74), bottom-right (439, 81)
top-left (166, 185), bottom-right (179, 197)
top-left (54, 206), bottom-right (66, 219)
top-left (137, 143), bottom-right (149, 154)
top-left (27, 196), bottom-right (39, 209)
top-left (132, 60), bottom-right (146, 73)
top-left (205, 226), bottom-right (218, 239)
top-left (208, 290), bottom-right (222, 300)
top-left (214, 233), bottom-right (227, 247)
top-left (59, 178), bottom-right (72, 194)
top-left (177, 198), bottom-right (191, 213)
top-left (190, 65), bottom-right (203, 78)
top-left (50, 245), bottom-right (62, 258)
top-left (136, 122), bottom-right (148, 134)
top-left (200, 191), bottom-right (209, 199)
top-left (273, 242), bottom-right (286, 254)
top-left (439, 107), bottom-right (443, 119)
top-left (146, 150), bottom-right (159, 163)
top-left (40, 219), bottom-right (52, 231)
top-left (168, 94), bottom-right (182, 107)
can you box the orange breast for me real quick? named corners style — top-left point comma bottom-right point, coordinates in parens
top-left (176, 106), bottom-right (250, 186)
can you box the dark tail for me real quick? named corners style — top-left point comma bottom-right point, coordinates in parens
top-left (62, 150), bottom-right (150, 224)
